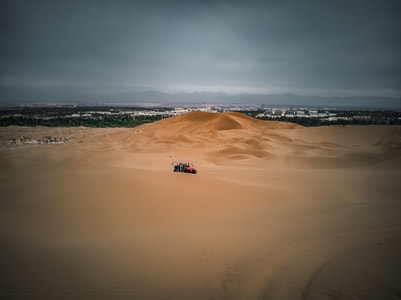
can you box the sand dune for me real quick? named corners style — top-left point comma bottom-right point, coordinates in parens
top-left (1, 111), bottom-right (401, 300)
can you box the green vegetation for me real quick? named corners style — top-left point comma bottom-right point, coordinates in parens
top-left (0, 114), bottom-right (162, 128)
top-left (0, 105), bottom-right (171, 128)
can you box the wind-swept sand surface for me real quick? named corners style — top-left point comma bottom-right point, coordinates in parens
top-left (1, 111), bottom-right (401, 300)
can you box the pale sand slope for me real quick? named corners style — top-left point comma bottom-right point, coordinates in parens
top-left (0, 111), bottom-right (400, 300)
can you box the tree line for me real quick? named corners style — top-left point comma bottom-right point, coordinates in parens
top-left (0, 114), bottom-right (163, 128)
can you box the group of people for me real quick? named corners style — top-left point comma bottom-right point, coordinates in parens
top-left (172, 162), bottom-right (191, 172)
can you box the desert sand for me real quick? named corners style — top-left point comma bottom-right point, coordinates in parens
top-left (1, 111), bottom-right (400, 300)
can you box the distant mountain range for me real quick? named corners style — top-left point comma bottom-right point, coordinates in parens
top-left (119, 91), bottom-right (400, 109)
top-left (1, 89), bottom-right (400, 109)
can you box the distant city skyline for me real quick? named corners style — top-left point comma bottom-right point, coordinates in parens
top-left (1, 0), bottom-right (400, 106)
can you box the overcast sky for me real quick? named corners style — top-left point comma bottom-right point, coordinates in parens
top-left (0, 0), bottom-right (400, 104)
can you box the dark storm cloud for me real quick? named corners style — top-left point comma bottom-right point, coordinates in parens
top-left (0, 0), bottom-right (400, 104)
